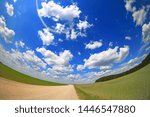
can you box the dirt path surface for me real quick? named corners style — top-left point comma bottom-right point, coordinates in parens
top-left (0, 77), bottom-right (79, 100)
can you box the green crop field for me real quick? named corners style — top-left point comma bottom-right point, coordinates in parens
top-left (0, 63), bottom-right (63, 86)
top-left (75, 64), bottom-right (150, 100)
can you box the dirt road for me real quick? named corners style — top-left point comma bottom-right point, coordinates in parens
top-left (0, 77), bottom-right (79, 100)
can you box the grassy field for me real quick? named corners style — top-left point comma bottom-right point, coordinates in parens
top-left (75, 64), bottom-right (150, 100)
top-left (0, 63), bottom-right (63, 86)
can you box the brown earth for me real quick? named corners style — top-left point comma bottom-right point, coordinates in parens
top-left (0, 77), bottom-right (79, 100)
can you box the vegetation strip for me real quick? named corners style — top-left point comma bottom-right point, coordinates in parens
top-left (0, 63), bottom-right (63, 86)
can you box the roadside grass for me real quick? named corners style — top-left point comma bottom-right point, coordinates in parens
top-left (0, 63), bottom-right (64, 86)
top-left (75, 64), bottom-right (150, 100)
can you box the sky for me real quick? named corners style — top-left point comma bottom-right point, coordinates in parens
top-left (0, 0), bottom-right (150, 84)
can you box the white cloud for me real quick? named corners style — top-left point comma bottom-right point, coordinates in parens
top-left (77, 20), bottom-right (92, 30)
top-left (0, 44), bottom-right (46, 70)
top-left (66, 74), bottom-right (81, 80)
top-left (5, 2), bottom-right (14, 16)
top-left (38, 28), bottom-right (54, 46)
top-left (132, 7), bottom-right (147, 26)
top-left (125, 36), bottom-right (131, 40)
top-left (0, 16), bottom-right (15, 43)
top-left (142, 22), bottom-right (150, 44)
top-left (13, 0), bottom-right (17, 3)
top-left (36, 47), bottom-right (74, 74)
top-left (65, 28), bottom-right (87, 40)
top-left (78, 52), bottom-right (81, 55)
top-left (118, 45), bottom-right (130, 62)
top-left (85, 70), bottom-right (112, 80)
top-left (38, 1), bottom-right (81, 21)
top-left (85, 54), bottom-right (146, 81)
top-left (9, 49), bottom-right (26, 66)
top-left (125, 0), bottom-right (136, 12)
top-left (77, 65), bottom-right (84, 71)
top-left (139, 42), bottom-right (150, 53)
top-left (38, 1), bottom-right (92, 41)
top-left (124, 1), bottom-right (149, 26)
top-left (36, 47), bottom-right (73, 66)
top-left (146, 46), bottom-right (150, 51)
top-left (125, 55), bottom-right (146, 67)
top-left (124, 1), bottom-right (150, 47)
top-left (55, 23), bottom-right (65, 33)
top-left (58, 38), bottom-right (63, 42)
top-left (49, 65), bottom-right (73, 74)
top-left (15, 49), bottom-right (47, 70)
top-left (0, 44), bottom-right (63, 84)
top-left (0, 44), bottom-right (76, 84)
top-left (15, 41), bottom-right (25, 48)
top-left (23, 50), bottom-right (47, 69)
top-left (85, 41), bottom-right (102, 50)
top-left (84, 46), bottom-right (129, 70)
top-left (100, 66), bottom-right (112, 70)
top-left (70, 29), bottom-right (77, 40)
top-left (109, 42), bottom-right (113, 47)
top-left (111, 54), bottom-right (147, 75)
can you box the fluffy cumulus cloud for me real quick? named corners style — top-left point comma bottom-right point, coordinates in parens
top-left (53, 65), bottom-right (73, 73)
top-left (85, 54), bottom-right (146, 81)
top-left (84, 46), bottom-right (129, 70)
top-left (55, 23), bottom-right (65, 34)
top-left (66, 74), bottom-right (81, 81)
top-left (38, 1), bottom-right (92, 41)
top-left (118, 46), bottom-right (130, 61)
top-left (5, 2), bottom-right (14, 16)
top-left (77, 20), bottom-right (92, 30)
top-left (77, 65), bottom-right (84, 71)
top-left (38, 1), bottom-right (81, 21)
top-left (70, 29), bottom-right (77, 40)
top-left (38, 28), bottom-right (54, 46)
top-left (23, 50), bottom-right (47, 69)
top-left (132, 7), bottom-right (147, 26)
top-left (36, 47), bottom-right (73, 66)
top-left (124, 0), bottom-right (150, 48)
top-left (124, 0), bottom-right (149, 26)
top-left (0, 44), bottom-right (77, 84)
top-left (0, 16), bottom-right (15, 43)
top-left (9, 49), bottom-right (46, 70)
top-left (0, 44), bottom-right (46, 71)
top-left (85, 41), bottom-right (103, 50)
top-left (142, 22), bottom-right (150, 44)
top-left (125, 0), bottom-right (136, 12)
top-left (36, 47), bottom-right (73, 74)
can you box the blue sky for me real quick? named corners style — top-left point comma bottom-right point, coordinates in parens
top-left (0, 0), bottom-right (150, 84)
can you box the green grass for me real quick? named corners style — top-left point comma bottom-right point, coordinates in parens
top-left (0, 63), bottom-right (63, 86)
top-left (75, 64), bottom-right (150, 100)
